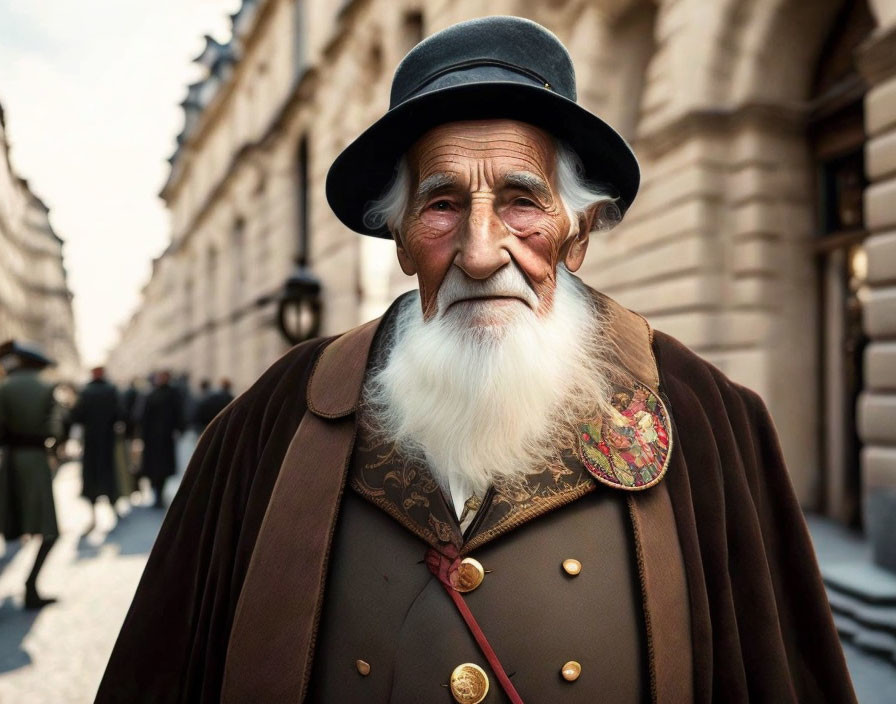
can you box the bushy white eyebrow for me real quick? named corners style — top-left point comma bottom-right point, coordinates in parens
top-left (502, 171), bottom-right (552, 202)
top-left (412, 173), bottom-right (457, 210)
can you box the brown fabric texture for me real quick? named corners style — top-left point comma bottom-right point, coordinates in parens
top-left (222, 412), bottom-right (355, 703)
top-left (629, 484), bottom-right (693, 703)
top-left (350, 424), bottom-right (599, 554)
top-left (654, 331), bottom-right (856, 703)
top-left (94, 337), bottom-right (332, 703)
top-left (307, 489), bottom-right (647, 703)
top-left (95, 290), bottom-right (856, 704)
top-left (307, 317), bottom-right (381, 417)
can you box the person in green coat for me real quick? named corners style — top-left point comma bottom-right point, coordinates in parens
top-left (0, 340), bottom-right (63, 609)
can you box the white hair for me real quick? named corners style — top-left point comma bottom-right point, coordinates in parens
top-left (361, 265), bottom-right (624, 498)
top-left (362, 140), bottom-right (622, 237)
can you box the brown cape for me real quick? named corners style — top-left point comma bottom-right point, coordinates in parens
top-left (95, 294), bottom-right (855, 704)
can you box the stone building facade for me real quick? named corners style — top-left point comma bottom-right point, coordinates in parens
top-left (0, 102), bottom-right (80, 382)
top-left (106, 0), bottom-right (896, 563)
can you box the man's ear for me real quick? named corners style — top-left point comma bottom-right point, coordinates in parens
top-left (563, 206), bottom-right (597, 272)
top-left (564, 229), bottom-right (590, 272)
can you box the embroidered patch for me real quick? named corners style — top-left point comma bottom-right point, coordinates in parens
top-left (578, 383), bottom-right (672, 491)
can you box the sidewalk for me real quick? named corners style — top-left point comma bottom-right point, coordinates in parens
top-left (0, 462), bottom-right (164, 703)
top-left (806, 513), bottom-right (896, 704)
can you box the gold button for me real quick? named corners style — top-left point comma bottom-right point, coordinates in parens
top-left (355, 659), bottom-right (370, 676)
top-left (451, 557), bottom-right (485, 592)
top-left (450, 663), bottom-right (489, 704)
top-left (562, 558), bottom-right (582, 576)
top-left (561, 660), bottom-right (582, 681)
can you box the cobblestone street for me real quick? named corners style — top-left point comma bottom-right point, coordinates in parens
top-left (0, 462), bottom-right (163, 703)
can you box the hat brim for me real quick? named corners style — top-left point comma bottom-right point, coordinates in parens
top-left (326, 81), bottom-right (640, 238)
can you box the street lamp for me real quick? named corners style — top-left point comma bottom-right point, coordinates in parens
top-left (276, 262), bottom-right (322, 345)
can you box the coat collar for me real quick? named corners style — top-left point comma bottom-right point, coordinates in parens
top-left (349, 422), bottom-right (598, 554)
top-left (306, 288), bottom-right (661, 419)
top-left (306, 317), bottom-right (382, 418)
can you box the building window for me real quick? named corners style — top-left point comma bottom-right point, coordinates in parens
top-left (297, 135), bottom-right (309, 265)
top-left (231, 217), bottom-right (246, 306)
top-left (294, 0), bottom-right (307, 76)
top-left (206, 245), bottom-right (218, 322)
top-left (402, 10), bottom-right (424, 53)
top-left (184, 279), bottom-right (194, 330)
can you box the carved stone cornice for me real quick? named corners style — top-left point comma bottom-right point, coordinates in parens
top-left (634, 101), bottom-right (808, 160)
top-left (857, 24), bottom-right (896, 87)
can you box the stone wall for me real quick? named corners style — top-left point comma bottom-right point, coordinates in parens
top-left (857, 10), bottom-right (896, 571)
top-left (0, 103), bottom-right (80, 382)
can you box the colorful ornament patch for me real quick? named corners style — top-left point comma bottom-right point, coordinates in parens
top-left (579, 383), bottom-right (671, 491)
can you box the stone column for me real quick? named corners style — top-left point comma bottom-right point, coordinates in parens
top-left (857, 22), bottom-right (896, 572)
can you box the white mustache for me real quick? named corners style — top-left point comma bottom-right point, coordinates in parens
top-left (436, 265), bottom-right (539, 313)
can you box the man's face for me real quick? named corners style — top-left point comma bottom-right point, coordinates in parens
top-left (396, 120), bottom-right (590, 321)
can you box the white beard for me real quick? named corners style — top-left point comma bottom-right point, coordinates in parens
top-left (361, 265), bottom-right (620, 500)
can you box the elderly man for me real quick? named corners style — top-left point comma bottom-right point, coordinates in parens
top-left (98, 17), bottom-right (855, 704)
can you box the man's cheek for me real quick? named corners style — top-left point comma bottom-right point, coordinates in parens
top-left (404, 232), bottom-right (454, 317)
top-left (513, 231), bottom-right (563, 282)
top-left (419, 264), bottom-right (451, 318)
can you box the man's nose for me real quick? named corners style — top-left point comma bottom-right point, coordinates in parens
top-left (454, 198), bottom-right (511, 279)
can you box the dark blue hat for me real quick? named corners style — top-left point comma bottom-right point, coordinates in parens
top-left (0, 339), bottom-right (55, 371)
top-left (326, 16), bottom-right (640, 238)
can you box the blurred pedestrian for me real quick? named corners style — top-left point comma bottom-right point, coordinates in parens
top-left (173, 373), bottom-right (195, 433)
top-left (0, 340), bottom-right (62, 610)
top-left (190, 379), bottom-right (213, 432)
top-left (216, 378), bottom-right (235, 406)
top-left (192, 377), bottom-right (234, 432)
top-left (120, 378), bottom-right (141, 441)
top-left (121, 377), bottom-right (146, 483)
top-left (70, 366), bottom-right (122, 534)
top-left (138, 370), bottom-right (184, 508)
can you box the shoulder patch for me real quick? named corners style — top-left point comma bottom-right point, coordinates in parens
top-left (578, 382), bottom-right (672, 491)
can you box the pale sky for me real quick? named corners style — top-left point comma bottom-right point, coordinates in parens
top-left (0, 0), bottom-right (240, 367)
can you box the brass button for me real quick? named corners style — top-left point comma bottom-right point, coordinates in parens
top-left (355, 659), bottom-right (370, 676)
top-left (450, 662), bottom-right (489, 704)
top-left (451, 557), bottom-right (485, 592)
top-left (562, 558), bottom-right (582, 576)
top-left (561, 660), bottom-right (582, 681)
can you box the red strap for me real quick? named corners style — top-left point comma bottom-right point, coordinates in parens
top-left (425, 546), bottom-right (525, 704)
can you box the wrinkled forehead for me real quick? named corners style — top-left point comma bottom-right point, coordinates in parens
top-left (407, 119), bottom-right (557, 184)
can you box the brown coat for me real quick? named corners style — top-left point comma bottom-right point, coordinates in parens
top-left (96, 292), bottom-right (856, 703)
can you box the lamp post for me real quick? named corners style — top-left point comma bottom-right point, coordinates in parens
top-left (276, 261), bottom-right (322, 345)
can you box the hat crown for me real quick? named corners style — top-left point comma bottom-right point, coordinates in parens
top-left (390, 16), bottom-right (577, 108)
top-left (326, 15), bottom-right (640, 237)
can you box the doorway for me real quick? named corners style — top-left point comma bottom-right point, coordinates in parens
top-left (807, 0), bottom-right (874, 527)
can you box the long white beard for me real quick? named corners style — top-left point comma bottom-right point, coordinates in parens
top-left (361, 266), bottom-right (619, 498)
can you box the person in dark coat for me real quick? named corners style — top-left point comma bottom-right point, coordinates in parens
top-left (0, 340), bottom-right (62, 610)
top-left (138, 370), bottom-right (184, 509)
top-left (192, 378), bottom-right (235, 432)
top-left (215, 378), bottom-right (235, 409)
top-left (70, 366), bottom-right (122, 534)
top-left (190, 379), bottom-right (213, 432)
top-left (120, 379), bottom-right (141, 440)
